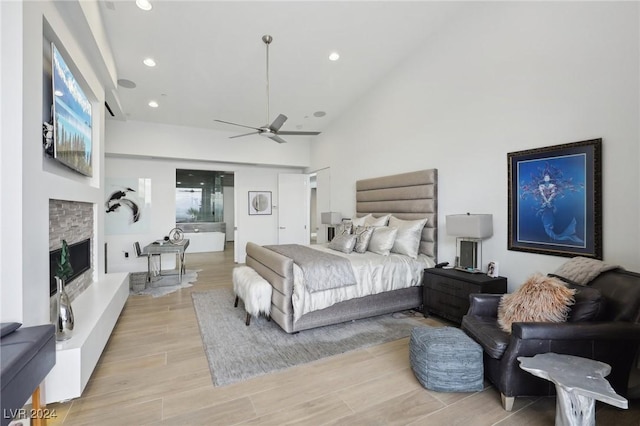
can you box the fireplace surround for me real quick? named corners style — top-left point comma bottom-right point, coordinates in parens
top-left (49, 238), bottom-right (91, 296)
top-left (49, 199), bottom-right (94, 302)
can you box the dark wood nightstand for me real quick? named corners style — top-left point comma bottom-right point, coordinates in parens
top-left (423, 268), bottom-right (507, 324)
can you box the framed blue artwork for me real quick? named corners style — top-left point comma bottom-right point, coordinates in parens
top-left (508, 139), bottom-right (602, 259)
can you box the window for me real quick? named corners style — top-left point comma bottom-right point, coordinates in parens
top-left (176, 169), bottom-right (226, 223)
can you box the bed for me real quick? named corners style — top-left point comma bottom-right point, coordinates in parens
top-left (246, 169), bottom-right (438, 333)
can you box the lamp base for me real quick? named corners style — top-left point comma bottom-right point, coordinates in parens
top-left (454, 267), bottom-right (484, 274)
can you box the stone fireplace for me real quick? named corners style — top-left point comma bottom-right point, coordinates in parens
top-left (49, 199), bottom-right (94, 302)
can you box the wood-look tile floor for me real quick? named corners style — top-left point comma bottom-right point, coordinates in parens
top-left (47, 244), bottom-right (639, 425)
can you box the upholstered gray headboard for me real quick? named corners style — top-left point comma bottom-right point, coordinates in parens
top-left (356, 169), bottom-right (438, 262)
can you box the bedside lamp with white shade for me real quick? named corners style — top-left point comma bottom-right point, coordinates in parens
top-left (321, 211), bottom-right (342, 241)
top-left (446, 213), bottom-right (493, 272)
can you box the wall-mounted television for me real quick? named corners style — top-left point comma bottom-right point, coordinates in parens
top-left (51, 42), bottom-right (93, 176)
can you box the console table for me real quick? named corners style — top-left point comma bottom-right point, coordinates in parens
top-left (143, 239), bottom-right (189, 282)
top-left (518, 353), bottom-right (628, 426)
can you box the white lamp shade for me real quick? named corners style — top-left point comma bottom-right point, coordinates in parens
top-left (446, 214), bottom-right (493, 239)
top-left (321, 212), bottom-right (342, 225)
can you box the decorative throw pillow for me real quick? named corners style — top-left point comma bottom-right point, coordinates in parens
top-left (497, 273), bottom-right (576, 333)
top-left (353, 226), bottom-right (374, 253)
top-left (334, 221), bottom-right (353, 236)
top-left (327, 234), bottom-right (357, 254)
top-left (367, 226), bottom-right (398, 256)
top-left (352, 214), bottom-right (371, 227)
top-left (388, 216), bottom-right (427, 259)
top-left (365, 214), bottom-right (391, 227)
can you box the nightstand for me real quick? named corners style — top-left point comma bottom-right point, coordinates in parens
top-left (423, 268), bottom-right (507, 324)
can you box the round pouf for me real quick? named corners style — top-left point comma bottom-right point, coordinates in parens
top-left (409, 326), bottom-right (484, 392)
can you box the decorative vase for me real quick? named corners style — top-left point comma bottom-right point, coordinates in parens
top-left (55, 276), bottom-right (74, 341)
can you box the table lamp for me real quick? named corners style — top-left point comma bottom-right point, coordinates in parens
top-left (321, 212), bottom-right (342, 241)
top-left (446, 213), bottom-right (493, 272)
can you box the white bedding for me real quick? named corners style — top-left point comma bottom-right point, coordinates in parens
top-left (291, 244), bottom-right (434, 321)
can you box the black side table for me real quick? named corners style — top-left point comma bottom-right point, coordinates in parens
top-left (423, 267), bottom-right (507, 324)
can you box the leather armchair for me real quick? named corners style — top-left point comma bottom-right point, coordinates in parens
top-left (461, 268), bottom-right (640, 411)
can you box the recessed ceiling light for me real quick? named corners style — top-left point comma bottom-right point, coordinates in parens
top-left (143, 58), bottom-right (156, 67)
top-left (136, 0), bottom-right (152, 11)
top-left (329, 52), bottom-right (340, 61)
top-left (148, 100), bottom-right (159, 108)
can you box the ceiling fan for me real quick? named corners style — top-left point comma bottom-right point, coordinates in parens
top-left (214, 35), bottom-right (321, 144)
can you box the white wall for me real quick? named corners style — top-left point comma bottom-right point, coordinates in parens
top-left (105, 155), bottom-right (303, 272)
top-left (223, 185), bottom-right (234, 241)
top-left (310, 2), bottom-right (640, 289)
top-left (105, 119), bottom-right (310, 267)
top-left (106, 119), bottom-right (311, 168)
top-left (0, 0), bottom-right (24, 322)
top-left (1, 1), bottom-right (114, 325)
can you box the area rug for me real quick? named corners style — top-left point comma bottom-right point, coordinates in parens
top-left (130, 269), bottom-right (199, 297)
top-left (192, 287), bottom-right (424, 386)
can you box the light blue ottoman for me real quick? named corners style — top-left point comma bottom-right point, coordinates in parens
top-left (409, 326), bottom-right (484, 392)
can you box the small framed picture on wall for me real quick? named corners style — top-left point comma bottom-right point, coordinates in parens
top-left (248, 191), bottom-right (272, 215)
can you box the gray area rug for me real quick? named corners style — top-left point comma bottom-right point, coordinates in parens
top-left (130, 270), bottom-right (198, 297)
top-left (192, 287), bottom-right (424, 386)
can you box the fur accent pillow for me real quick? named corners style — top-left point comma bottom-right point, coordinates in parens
top-left (497, 273), bottom-right (576, 333)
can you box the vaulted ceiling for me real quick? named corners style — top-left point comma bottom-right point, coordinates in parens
top-left (100, 1), bottom-right (465, 138)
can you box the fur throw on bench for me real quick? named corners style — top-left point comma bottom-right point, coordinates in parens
top-left (232, 266), bottom-right (272, 317)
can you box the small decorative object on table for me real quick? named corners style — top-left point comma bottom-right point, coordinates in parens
top-left (54, 239), bottom-right (75, 341)
top-left (487, 261), bottom-right (499, 278)
top-left (168, 227), bottom-right (184, 243)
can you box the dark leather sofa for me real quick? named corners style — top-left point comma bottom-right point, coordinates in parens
top-left (461, 268), bottom-right (640, 410)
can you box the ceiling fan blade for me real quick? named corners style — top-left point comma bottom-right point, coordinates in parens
top-left (277, 131), bottom-right (321, 136)
top-left (269, 114), bottom-right (288, 132)
top-left (268, 134), bottom-right (288, 144)
top-left (214, 119), bottom-right (262, 131)
top-left (229, 131), bottom-right (261, 139)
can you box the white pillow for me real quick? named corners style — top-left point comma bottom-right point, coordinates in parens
top-left (367, 226), bottom-right (398, 256)
top-left (388, 216), bottom-right (428, 259)
top-left (352, 214), bottom-right (371, 227)
top-left (365, 214), bottom-right (391, 227)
